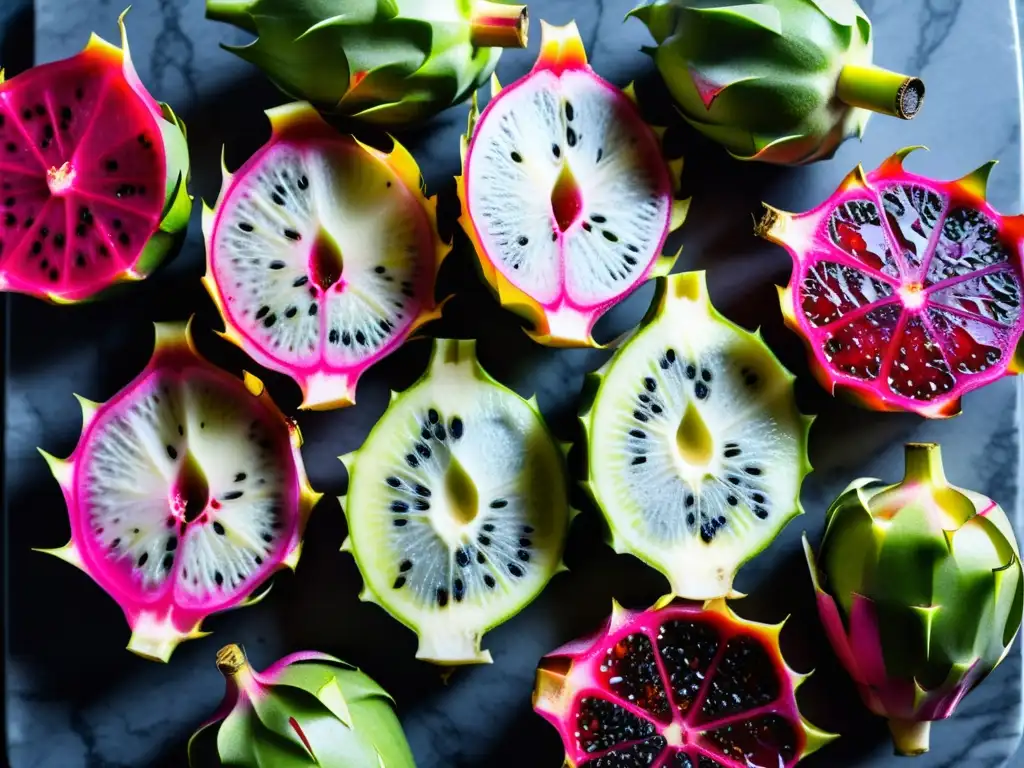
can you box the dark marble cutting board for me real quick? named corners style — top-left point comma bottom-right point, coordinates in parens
top-left (5, 0), bottom-right (1024, 765)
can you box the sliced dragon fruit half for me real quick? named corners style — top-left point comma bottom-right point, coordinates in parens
top-left (0, 10), bottom-right (190, 303)
top-left (37, 320), bottom-right (321, 662)
top-left (457, 21), bottom-right (689, 347)
top-left (203, 102), bottom-right (449, 411)
top-left (533, 596), bottom-right (837, 767)
top-left (758, 147), bottom-right (1024, 418)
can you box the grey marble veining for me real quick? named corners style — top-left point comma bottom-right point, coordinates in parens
top-left (5, 0), bottom-right (1024, 766)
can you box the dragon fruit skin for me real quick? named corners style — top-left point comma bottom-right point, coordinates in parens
top-left (758, 147), bottom-right (1024, 418)
top-left (804, 443), bottom-right (1023, 755)
top-left (188, 644), bottom-right (416, 767)
top-left (456, 21), bottom-right (689, 348)
top-left (36, 320), bottom-right (322, 663)
top-left (534, 595), bottom-right (837, 767)
top-left (628, 0), bottom-right (925, 166)
top-left (205, 0), bottom-right (529, 126)
top-left (0, 10), bottom-right (191, 303)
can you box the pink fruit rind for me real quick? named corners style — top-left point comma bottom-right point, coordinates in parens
top-left (810, 571), bottom-right (982, 722)
top-left (457, 21), bottom-right (688, 348)
top-left (758, 146), bottom-right (1024, 418)
top-left (37, 319), bottom-right (321, 662)
top-left (533, 597), bottom-right (836, 768)
top-left (203, 102), bottom-right (449, 411)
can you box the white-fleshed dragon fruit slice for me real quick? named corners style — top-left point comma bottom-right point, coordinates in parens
top-left (203, 102), bottom-right (449, 410)
top-left (457, 21), bottom-right (689, 348)
top-left (37, 320), bottom-right (321, 662)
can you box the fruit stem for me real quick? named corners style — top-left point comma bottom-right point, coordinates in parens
top-left (888, 718), bottom-right (931, 756)
top-left (205, 0), bottom-right (257, 33)
top-left (837, 65), bottom-right (925, 120)
top-left (902, 443), bottom-right (947, 487)
top-left (470, 2), bottom-right (529, 49)
top-left (217, 644), bottom-right (258, 691)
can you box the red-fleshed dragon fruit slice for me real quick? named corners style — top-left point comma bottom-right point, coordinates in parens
top-left (757, 147), bottom-right (1024, 418)
top-left (37, 320), bottom-right (321, 662)
top-left (534, 596), bottom-right (836, 767)
top-left (457, 21), bottom-right (689, 348)
top-left (0, 11), bottom-right (190, 303)
top-left (203, 101), bottom-right (449, 411)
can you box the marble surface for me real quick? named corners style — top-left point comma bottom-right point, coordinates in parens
top-left (5, 0), bottom-right (1024, 765)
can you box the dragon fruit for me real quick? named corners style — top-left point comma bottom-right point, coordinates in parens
top-left (37, 320), bottom-right (321, 662)
top-left (580, 271), bottom-right (812, 599)
top-left (188, 644), bottom-right (416, 767)
top-left (457, 20), bottom-right (689, 348)
top-left (534, 595), bottom-right (836, 767)
top-left (628, 0), bottom-right (925, 165)
top-left (0, 10), bottom-right (190, 303)
top-left (206, 0), bottom-right (529, 126)
top-left (757, 147), bottom-right (1024, 417)
top-left (340, 338), bottom-right (572, 665)
top-left (804, 442), bottom-right (1023, 756)
top-left (203, 101), bottom-right (449, 411)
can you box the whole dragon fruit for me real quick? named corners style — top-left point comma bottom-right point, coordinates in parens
top-left (188, 644), bottom-right (416, 767)
top-left (629, 0), bottom-right (925, 165)
top-left (758, 147), bottom-right (1024, 418)
top-left (457, 20), bottom-right (689, 347)
top-left (206, 0), bottom-right (530, 126)
top-left (0, 10), bottom-right (190, 302)
top-left (37, 320), bottom-right (321, 662)
top-left (534, 596), bottom-right (836, 767)
top-left (203, 102), bottom-right (449, 411)
top-left (804, 442), bottom-right (1023, 756)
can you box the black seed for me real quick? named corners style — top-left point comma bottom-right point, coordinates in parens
top-left (565, 101), bottom-right (575, 121)
top-left (625, 254), bottom-right (637, 266)
top-left (421, 426), bottom-right (432, 440)
top-left (298, 175), bottom-right (309, 190)
top-left (271, 193), bottom-right (285, 206)
top-left (400, 559), bottom-right (413, 572)
top-left (644, 377), bottom-right (657, 392)
top-left (53, 233), bottom-right (64, 247)
top-left (262, 532), bottom-right (274, 542)
top-left (393, 576), bottom-right (406, 589)
top-left (387, 476), bottom-right (401, 488)
top-left (75, 224), bottom-right (85, 236)
top-left (21, 108), bottom-right (30, 120)
top-left (484, 574), bottom-right (496, 588)
top-left (111, 538), bottom-right (121, 549)
top-left (31, 241), bottom-right (41, 255)
top-left (518, 236), bottom-right (529, 246)
top-left (632, 456), bottom-right (647, 465)
top-left (48, 268), bottom-right (58, 281)
top-left (5, 142), bottom-right (15, 153)
top-left (256, 306), bottom-right (270, 319)
top-left (603, 231), bottom-right (619, 243)
top-left (293, 275), bottom-right (309, 287)
top-left (634, 410), bottom-right (649, 422)
top-left (166, 537), bottom-right (178, 552)
top-left (490, 499), bottom-right (508, 509)
top-left (406, 454), bottom-right (419, 468)
top-left (478, 535), bottom-right (491, 546)
top-left (223, 491), bottom-right (244, 501)
top-left (695, 382), bottom-right (709, 400)
top-left (137, 553), bottom-right (149, 567)
top-left (355, 331), bottom-right (367, 345)
top-left (284, 229), bottom-right (301, 241)
top-left (254, 556), bottom-right (262, 565)
top-left (213, 522), bottom-right (225, 535)
top-left (112, 218), bottom-right (121, 229)
top-left (686, 494), bottom-right (695, 507)
top-left (341, 331), bottom-right (351, 346)
top-left (508, 563), bottom-right (524, 578)
top-left (434, 425), bottom-right (446, 441)
top-left (701, 369), bottom-right (713, 382)
top-left (393, 518), bottom-right (408, 527)
top-left (567, 127), bottom-right (578, 147)
top-left (630, 429), bottom-right (646, 439)
top-left (166, 445), bottom-right (177, 460)
top-left (477, 552), bottom-right (486, 564)
top-left (727, 495), bottom-right (738, 506)
top-left (483, 523), bottom-right (496, 532)
top-left (582, 221), bottom-right (593, 232)
top-left (285, 306), bottom-right (297, 318)
top-left (391, 501), bottom-right (409, 513)
top-left (752, 493), bottom-right (765, 504)
top-left (597, 148), bottom-right (604, 162)
top-left (263, 313), bottom-right (277, 328)
top-left (23, 216), bottom-right (32, 228)
top-left (453, 578), bottom-right (466, 601)
top-left (414, 499), bottom-right (430, 511)
top-left (524, 525), bottom-right (535, 534)
top-left (552, 144), bottom-right (561, 158)
top-left (329, 329), bottom-right (340, 344)
top-left (428, 408), bottom-right (439, 424)
top-left (215, 572), bottom-right (224, 586)
top-left (275, 184), bottom-right (287, 196)
top-left (269, 260), bottom-right (286, 270)
top-left (456, 549), bottom-right (470, 567)
top-left (754, 506), bottom-right (769, 519)
top-left (4, 213), bottom-right (14, 226)
top-left (118, 232), bottom-right (129, 246)
top-left (517, 550), bottom-right (530, 562)
top-left (309, 303), bottom-right (318, 316)
top-left (511, 151), bottom-right (523, 163)
top-left (416, 443), bottom-right (431, 459)
top-left (437, 588), bottom-right (449, 607)
top-left (3, 197), bottom-right (12, 207)
top-left (163, 554), bottom-right (174, 570)
top-left (745, 467), bottom-right (762, 476)
top-left (450, 418), bottom-right (464, 439)
top-left (415, 484), bottom-right (431, 497)
top-left (651, 404), bottom-right (662, 415)
top-left (724, 448), bottom-right (741, 458)
top-left (685, 364), bottom-right (697, 379)
top-left (519, 538), bottom-right (532, 548)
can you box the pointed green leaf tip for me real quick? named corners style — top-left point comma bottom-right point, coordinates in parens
top-left (815, 441), bottom-right (1024, 727)
top-left (189, 645), bottom-right (416, 767)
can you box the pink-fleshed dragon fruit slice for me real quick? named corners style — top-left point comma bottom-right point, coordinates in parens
top-left (457, 20), bottom-right (689, 348)
top-left (203, 101), bottom-right (449, 411)
top-left (37, 320), bottom-right (321, 662)
top-left (757, 147), bottom-right (1024, 418)
top-left (533, 595), bottom-right (836, 767)
top-left (0, 10), bottom-right (190, 303)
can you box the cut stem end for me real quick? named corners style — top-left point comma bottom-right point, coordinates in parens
top-left (470, 1), bottom-right (529, 48)
top-left (838, 65), bottom-right (925, 120)
top-left (902, 443), bottom-right (946, 487)
top-left (216, 643), bottom-right (249, 676)
top-left (888, 718), bottom-right (931, 756)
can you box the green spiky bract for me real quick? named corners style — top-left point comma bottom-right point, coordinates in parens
top-left (206, 0), bottom-right (530, 126)
top-left (628, 0), bottom-right (925, 165)
top-left (188, 644), bottom-right (416, 768)
top-left (806, 443), bottom-right (1024, 756)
